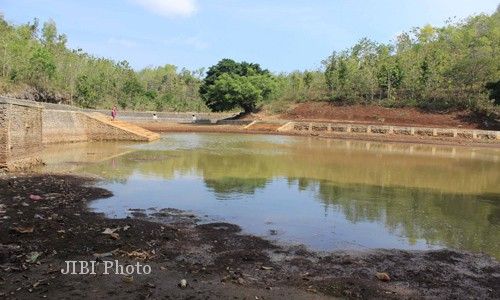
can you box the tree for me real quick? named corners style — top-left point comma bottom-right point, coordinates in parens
top-left (75, 74), bottom-right (101, 108)
top-left (205, 73), bottom-right (261, 112)
top-left (41, 20), bottom-right (57, 45)
top-left (28, 46), bottom-right (56, 87)
top-left (199, 59), bottom-right (269, 98)
top-left (486, 80), bottom-right (500, 105)
top-left (200, 59), bottom-right (275, 112)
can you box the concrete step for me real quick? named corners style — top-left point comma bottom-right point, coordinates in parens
top-left (244, 121), bottom-right (287, 131)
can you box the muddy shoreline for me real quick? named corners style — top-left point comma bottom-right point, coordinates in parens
top-left (0, 174), bottom-right (499, 299)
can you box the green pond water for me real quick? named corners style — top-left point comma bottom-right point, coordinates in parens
top-left (39, 133), bottom-right (500, 258)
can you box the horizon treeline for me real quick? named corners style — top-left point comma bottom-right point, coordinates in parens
top-left (0, 16), bottom-right (208, 111)
top-left (0, 8), bottom-right (498, 115)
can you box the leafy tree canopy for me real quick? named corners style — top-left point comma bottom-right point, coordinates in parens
top-left (200, 59), bottom-right (275, 112)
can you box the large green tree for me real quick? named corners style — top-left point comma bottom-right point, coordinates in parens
top-left (199, 59), bottom-right (275, 112)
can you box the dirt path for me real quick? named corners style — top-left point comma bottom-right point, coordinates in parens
top-left (0, 174), bottom-right (498, 299)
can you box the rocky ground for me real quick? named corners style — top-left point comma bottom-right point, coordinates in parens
top-left (0, 174), bottom-right (499, 299)
top-left (1, 85), bottom-right (69, 105)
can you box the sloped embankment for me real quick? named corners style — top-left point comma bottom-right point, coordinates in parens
top-left (42, 110), bottom-right (160, 144)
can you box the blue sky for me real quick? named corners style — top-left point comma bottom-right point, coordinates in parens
top-left (1, 0), bottom-right (498, 72)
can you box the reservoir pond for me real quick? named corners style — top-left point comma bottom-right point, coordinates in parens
top-left (39, 133), bottom-right (500, 258)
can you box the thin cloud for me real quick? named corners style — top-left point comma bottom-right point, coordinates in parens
top-left (132, 0), bottom-right (198, 18)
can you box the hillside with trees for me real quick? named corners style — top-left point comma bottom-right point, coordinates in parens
top-left (0, 17), bottom-right (208, 111)
top-left (0, 9), bottom-right (498, 124)
top-left (321, 12), bottom-right (499, 111)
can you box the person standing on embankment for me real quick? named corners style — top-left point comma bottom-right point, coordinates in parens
top-left (111, 106), bottom-right (117, 121)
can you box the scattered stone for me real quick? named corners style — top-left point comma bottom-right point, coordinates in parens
top-left (29, 194), bottom-right (43, 201)
top-left (26, 251), bottom-right (42, 263)
top-left (11, 226), bottom-right (34, 234)
top-left (93, 249), bottom-right (119, 258)
top-left (102, 228), bottom-right (120, 240)
top-left (126, 250), bottom-right (152, 261)
top-left (260, 266), bottom-right (273, 270)
top-left (179, 279), bottom-right (188, 289)
top-left (375, 272), bottom-right (391, 282)
top-left (102, 228), bottom-right (115, 235)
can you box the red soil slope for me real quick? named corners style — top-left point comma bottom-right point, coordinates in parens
top-left (281, 102), bottom-right (494, 129)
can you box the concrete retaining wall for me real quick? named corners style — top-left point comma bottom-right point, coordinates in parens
top-left (0, 98), bottom-right (43, 170)
top-left (279, 121), bottom-right (500, 141)
top-left (42, 110), bottom-right (158, 144)
top-left (1, 97), bottom-right (159, 150)
top-left (107, 111), bottom-right (235, 123)
top-left (42, 110), bottom-right (88, 144)
top-left (216, 120), bottom-right (254, 126)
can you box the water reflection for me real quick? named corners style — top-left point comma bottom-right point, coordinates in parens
top-left (40, 133), bottom-right (500, 258)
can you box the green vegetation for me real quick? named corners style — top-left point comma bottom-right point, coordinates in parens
top-left (0, 9), bottom-right (498, 117)
top-left (322, 13), bottom-right (500, 113)
top-left (199, 59), bottom-right (276, 112)
top-left (0, 17), bottom-right (208, 111)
